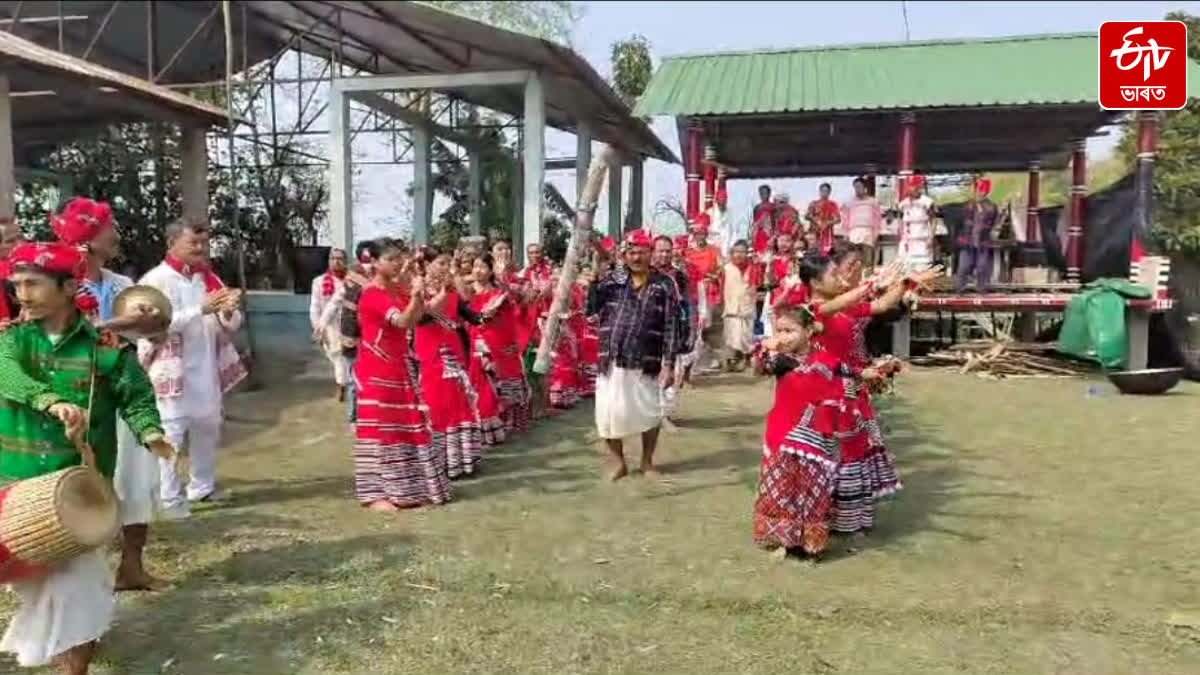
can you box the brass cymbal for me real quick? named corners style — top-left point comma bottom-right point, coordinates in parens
top-left (110, 285), bottom-right (172, 338)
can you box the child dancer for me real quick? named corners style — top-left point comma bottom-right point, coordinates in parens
top-left (752, 306), bottom-right (842, 559)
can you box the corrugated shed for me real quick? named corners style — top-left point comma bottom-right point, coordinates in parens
top-left (636, 33), bottom-right (1200, 116)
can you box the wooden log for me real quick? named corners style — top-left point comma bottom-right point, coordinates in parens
top-left (532, 146), bottom-right (619, 374)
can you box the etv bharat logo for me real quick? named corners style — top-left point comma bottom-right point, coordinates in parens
top-left (1099, 21), bottom-right (1188, 110)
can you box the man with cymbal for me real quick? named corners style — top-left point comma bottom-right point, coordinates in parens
top-left (0, 240), bottom-right (173, 675)
top-left (138, 217), bottom-right (247, 519)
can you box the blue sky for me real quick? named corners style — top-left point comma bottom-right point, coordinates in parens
top-left (349, 1), bottom-right (1200, 241)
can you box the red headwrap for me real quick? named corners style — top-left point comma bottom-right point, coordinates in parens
top-left (974, 178), bottom-right (992, 196)
top-left (689, 212), bottom-right (711, 235)
top-left (8, 241), bottom-right (97, 314)
top-left (51, 197), bottom-right (114, 248)
top-left (599, 236), bottom-right (616, 253)
top-left (907, 175), bottom-right (925, 190)
top-left (622, 229), bottom-right (653, 249)
top-left (673, 234), bottom-right (690, 249)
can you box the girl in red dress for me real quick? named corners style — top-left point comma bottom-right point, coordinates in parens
top-left (353, 238), bottom-right (449, 511)
top-left (753, 306), bottom-right (842, 558)
top-left (468, 253), bottom-right (532, 435)
top-left (575, 272), bottom-right (599, 397)
top-left (414, 250), bottom-right (486, 479)
top-left (801, 255), bottom-right (940, 536)
top-left (541, 269), bottom-right (580, 409)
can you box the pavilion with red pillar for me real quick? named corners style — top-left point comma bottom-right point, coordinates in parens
top-left (638, 33), bottom-right (1200, 368)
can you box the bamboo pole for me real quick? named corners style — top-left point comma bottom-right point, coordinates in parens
top-left (532, 146), bottom-right (618, 374)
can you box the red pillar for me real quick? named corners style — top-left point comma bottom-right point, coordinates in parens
top-left (1065, 141), bottom-right (1086, 282)
top-left (702, 144), bottom-right (717, 211)
top-left (1026, 161), bottom-right (1041, 246)
top-left (716, 166), bottom-right (727, 195)
top-left (685, 123), bottom-right (703, 220)
top-left (897, 113), bottom-right (916, 200)
top-left (1131, 111), bottom-right (1159, 263)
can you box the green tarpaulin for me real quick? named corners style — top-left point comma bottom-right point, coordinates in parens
top-left (1057, 278), bottom-right (1152, 369)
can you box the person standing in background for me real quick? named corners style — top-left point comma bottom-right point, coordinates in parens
top-left (309, 248), bottom-right (349, 401)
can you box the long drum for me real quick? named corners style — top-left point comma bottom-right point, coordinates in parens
top-left (0, 466), bottom-right (119, 583)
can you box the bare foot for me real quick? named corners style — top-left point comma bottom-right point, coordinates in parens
top-left (114, 568), bottom-right (171, 592)
top-left (366, 500), bottom-right (399, 512)
top-left (605, 460), bottom-right (628, 482)
top-left (640, 463), bottom-right (662, 480)
top-left (769, 547), bottom-right (788, 561)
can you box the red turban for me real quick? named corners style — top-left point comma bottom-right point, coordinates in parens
top-left (689, 212), bottom-right (711, 234)
top-left (907, 175), bottom-right (925, 190)
top-left (974, 178), bottom-right (992, 196)
top-left (622, 229), bottom-right (653, 249)
top-left (51, 197), bottom-right (113, 248)
top-left (8, 241), bottom-right (97, 314)
top-left (599, 236), bottom-right (616, 253)
top-left (673, 235), bottom-right (690, 248)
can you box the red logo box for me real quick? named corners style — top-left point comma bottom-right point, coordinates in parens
top-left (1099, 21), bottom-right (1188, 110)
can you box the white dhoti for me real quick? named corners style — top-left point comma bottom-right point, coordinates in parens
top-left (761, 298), bottom-right (776, 338)
top-left (901, 236), bottom-right (934, 270)
top-left (114, 419), bottom-right (159, 526)
top-left (723, 313), bottom-right (754, 354)
top-left (1, 550), bottom-right (113, 667)
top-left (321, 325), bottom-right (349, 386)
top-left (595, 367), bottom-right (663, 439)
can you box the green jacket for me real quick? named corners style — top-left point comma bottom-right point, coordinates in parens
top-left (0, 315), bottom-right (164, 485)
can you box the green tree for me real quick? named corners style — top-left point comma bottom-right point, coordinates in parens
top-left (1109, 10), bottom-right (1200, 256)
top-left (611, 35), bottom-right (653, 106)
top-left (417, 1), bottom-right (582, 44)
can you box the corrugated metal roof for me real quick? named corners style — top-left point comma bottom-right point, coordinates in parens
top-left (636, 33), bottom-right (1200, 116)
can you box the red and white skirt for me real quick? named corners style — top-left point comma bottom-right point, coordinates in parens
top-left (831, 378), bottom-right (902, 533)
top-left (354, 360), bottom-right (449, 507)
top-left (419, 348), bottom-right (484, 479)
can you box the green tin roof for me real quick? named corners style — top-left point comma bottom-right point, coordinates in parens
top-left (635, 32), bottom-right (1200, 117)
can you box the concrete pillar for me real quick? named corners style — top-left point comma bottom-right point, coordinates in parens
top-left (511, 154), bottom-right (524, 262)
top-left (0, 75), bottom-right (14, 222)
top-left (179, 126), bottom-right (208, 221)
top-left (522, 73), bottom-right (545, 255)
top-left (575, 121), bottom-right (592, 202)
top-left (1132, 111), bottom-right (1159, 264)
top-left (468, 150), bottom-right (482, 236)
top-left (607, 164), bottom-right (623, 238)
top-left (328, 88), bottom-right (353, 252)
top-left (412, 123), bottom-right (432, 247)
top-left (628, 159), bottom-right (644, 229)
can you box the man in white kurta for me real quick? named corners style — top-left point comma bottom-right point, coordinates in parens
top-left (707, 188), bottom-right (737, 259)
top-left (898, 176), bottom-right (937, 270)
top-left (308, 247), bottom-right (348, 400)
top-left (139, 219), bottom-right (246, 518)
top-left (721, 241), bottom-right (755, 370)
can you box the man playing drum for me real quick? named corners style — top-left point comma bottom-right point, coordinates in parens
top-left (0, 241), bottom-right (173, 674)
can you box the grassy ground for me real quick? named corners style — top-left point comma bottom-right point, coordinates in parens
top-left (3, 356), bottom-right (1200, 674)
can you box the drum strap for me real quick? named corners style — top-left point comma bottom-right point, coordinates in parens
top-left (73, 345), bottom-right (99, 470)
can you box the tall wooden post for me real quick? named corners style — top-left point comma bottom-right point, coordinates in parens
top-left (1026, 161), bottom-right (1041, 245)
top-left (1132, 111), bottom-right (1159, 263)
top-left (1065, 141), bottom-right (1087, 282)
top-left (702, 144), bottom-right (717, 211)
top-left (685, 123), bottom-right (703, 220)
top-left (897, 113), bottom-right (916, 200)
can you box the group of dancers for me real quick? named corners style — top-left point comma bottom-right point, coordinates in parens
top-left (309, 238), bottom-right (612, 512)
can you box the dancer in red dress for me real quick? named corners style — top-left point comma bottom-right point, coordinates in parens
top-left (545, 267), bottom-right (582, 409)
top-left (753, 306), bottom-right (841, 558)
top-left (575, 274), bottom-right (599, 397)
top-left (353, 238), bottom-right (449, 511)
top-left (801, 256), bottom-right (940, 536)
top-left (468, 253), bottom-right (531, 435)
top-left (414, 250), bottom-right (486, 479)
top-left (805, 183), bottom-right (841, 254)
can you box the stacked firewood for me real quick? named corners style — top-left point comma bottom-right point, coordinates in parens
top-left (910, 341), bottom-right (1096, 377)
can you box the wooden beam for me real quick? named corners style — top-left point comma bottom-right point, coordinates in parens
top-left (348, 91), bottom-right (486, 152)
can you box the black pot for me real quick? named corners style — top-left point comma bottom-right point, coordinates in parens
top-left (292, 246), bottom-right (331, 294)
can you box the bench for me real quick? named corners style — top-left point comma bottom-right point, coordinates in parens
top-left (891, 256), bottom-right (1174, 370)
